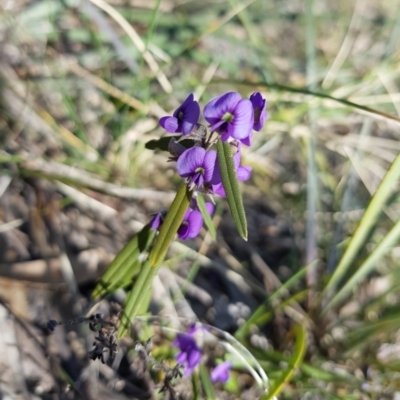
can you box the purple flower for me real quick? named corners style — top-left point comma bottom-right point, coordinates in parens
top-left (173, 333), bottom-right (202, 376)
top-left (204, 92), bottom-right (254, 145)
top-left (178, 208), bottom-right (203, 240)
top-left (249, 92), bottom-right (267, 132)
top-left (178, 201), bottom-right (214, 240)
top-left (159, 94), bottom-right (200, 136)
top-left (211, 361), bottom-right (232, 383)
top-left (176, 147), bottom-right (217, 190)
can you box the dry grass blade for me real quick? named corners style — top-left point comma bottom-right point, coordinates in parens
top-left (88, 0), bottom-right (172, 93)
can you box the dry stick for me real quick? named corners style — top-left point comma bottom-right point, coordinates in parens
top-left (88, 0), bottom-right (172, 93)
top-left (21, 156), bottom-right (175, 203)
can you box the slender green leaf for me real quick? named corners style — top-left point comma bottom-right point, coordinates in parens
top-left (328, 217), bottom-right (400, 309)
top-left (217, 140), bottom-right (247, 240)
top-left (118, 260), bottom-right (158, 338)
top-left (149, 184), bottom-right (192, 267)
top-left (196, 194), bottom-right (216, 239)
top-left (261, 324), bottom-right (307, 400)
top-left (192, 372), bottom-right (200, 400)
top-left (92, 224), bottom-right (154, 298)
top-left (235, 264), bottom-right (311, 341)
top-left (323, 152), bottom-right (400, 301)
top-left (200, 365), bottom-right (216, 400)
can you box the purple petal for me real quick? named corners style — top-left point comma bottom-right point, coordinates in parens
top-left (176, 147), bottom-right (206, 178)
top-left (250, 92), bottom-right (267, 131)
top-left (177, 223), bottom-right (189, 240)
top-left (205, 202), bottom-right (214, 215)
top-left (174, 93), bottom-right (194, 114)
top-left (204, 92), bottom-right (241, 125)
top-left (187, 347), bottom-right (202, 368)
top-left (237, 165), bottom-right (252, 181)
top-left (159, 116), bottom-right (179, 133)
top-left (203, 150), bottom-right (217, 182)
top-left (179, 210), bottom-right (203, 240)
top-left (211, 158), bottom-right (221, 185)
top-left (211, 183), bottom-right (226, 197)
top-left (211, 361), bottom-right (232, 383)
top-left (173, 333), bottom-right (196, 350)
top-left (227, 99), bottom-right (253, 140)
top-left (239, 131), bottom-right (252, 146)
top-left (181, 102), bottom-right (200, 135)
top-left (175, 351), bottom-right (187, 364)
top-left (249, 92), bottom-right (264, 109)
top-left (150, 213), bottom-right (163, 230)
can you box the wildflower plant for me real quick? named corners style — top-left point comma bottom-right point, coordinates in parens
top-left (92, 91), bottom-right (267, 383)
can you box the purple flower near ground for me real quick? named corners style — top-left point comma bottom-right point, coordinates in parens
top-left (159, 94), bottom-right (200, 136)
top-left (211, 361), bottom-right (232, 383)
top-left (249, 92), bottom-right (267, 132)
top-left (176, 147), bottom-right (217, 190)
top-left (173, 333), bottom-right (202, 376)
top-left (204, 92), bottom-right (254, 145)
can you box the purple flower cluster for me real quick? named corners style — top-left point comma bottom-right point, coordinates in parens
top-left (173, 326), bottom-right (232, 382)
top-left (151, 91), bottom-right (267, 241)
top-left (160, 91), bottom-right (267, 192)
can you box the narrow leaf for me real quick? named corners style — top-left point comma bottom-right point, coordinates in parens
top-left (118, 260), bottom-right (158, 338)
top-left (323, 152), bottom-right (400, 300)
top-left (200, 365), bottom-right (216, 400)
top-left (92, 224), bottom-right (154, 298)
top-left (261, 324), bottom-right (306, 400)
top-left (196, 194), bottom-right (216, 239)
top-left (217, 140), bottom-right (247, 240)
top-left (328, 217), bottom-right (400, 309)
top-left (149, 183), bottom-right (192, 267)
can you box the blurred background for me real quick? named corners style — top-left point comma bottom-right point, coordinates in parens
top-left (2, 0), bottom-right (400, 398)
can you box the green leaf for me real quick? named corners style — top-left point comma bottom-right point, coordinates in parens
top-left (260, 324), bottom-right (307, 400)
top-left (200, 365), bottom-right (216, 400)
top-left (217, 140), bottom-right (247, 240)
top-left (327, 217), bottom-right (400, 309)
top-left (149, 184), bottom-right (193, 267)
top-left (118, 260), bottom-right (159, 338)
top-left (323, 152), bottom-right (400, 302)
top-left (196, 194), bottom-right (216, 239)
top-left (145, 135), bottom-right (193, 151)
top-left (145, 136), bottom-right (178, 151)
top-left (92, 224), bottom-right (155, 298)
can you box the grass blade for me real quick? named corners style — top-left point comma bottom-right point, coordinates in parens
top-left (323, 151), bottom-right (400, 301)
top-left (200, 365), bottom-right (216, 400)
top-left (217, 140), bottom-right (247, 240)
top-left (328, 217), bottom-right (400, 309)
top-left (260, 324), bottom-right (307, 400)
top-left (149, 183), bottom-right (192, 267)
